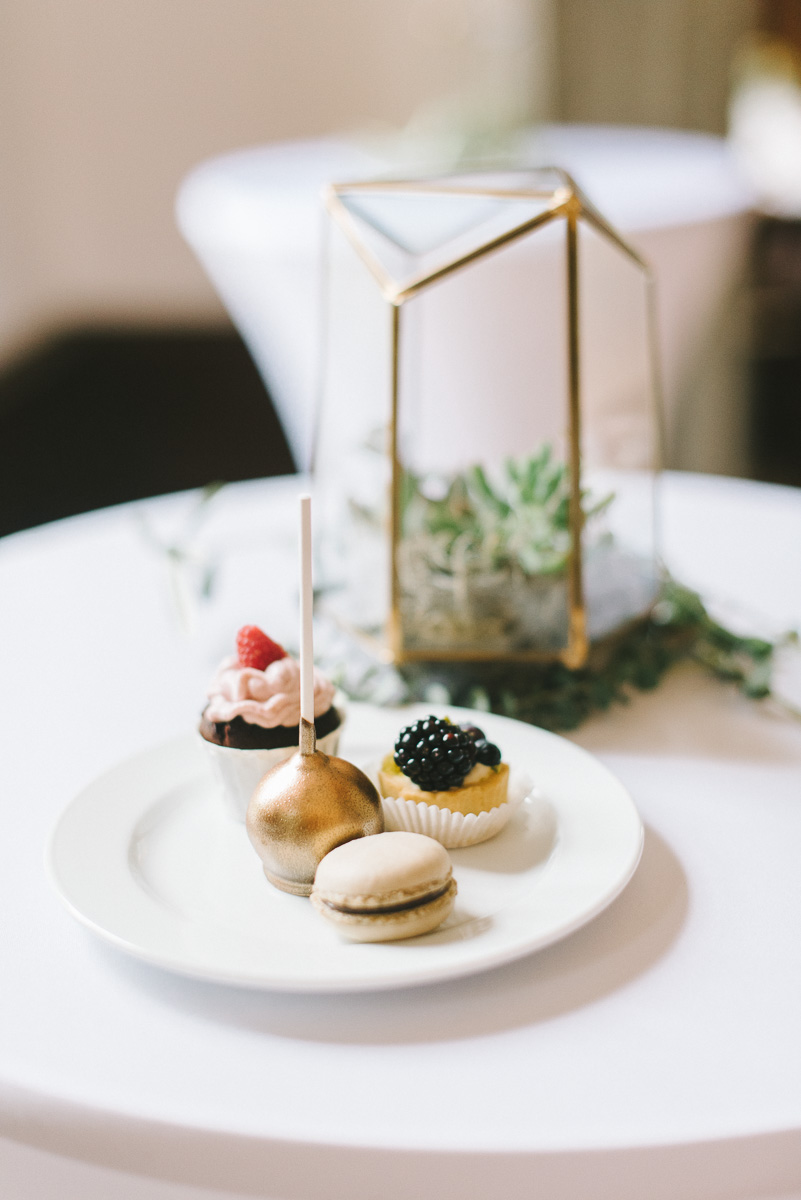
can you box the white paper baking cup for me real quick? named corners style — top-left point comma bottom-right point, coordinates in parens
top-left (201, 706), bottom-right (345, 822)
top-left (370, 764), bottom-right (532, 849)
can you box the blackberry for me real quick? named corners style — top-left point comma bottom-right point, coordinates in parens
top-left (459, 723), bottom-right (486, 743)
top-left (394, 715), bottom-right (478, 791)
top-left (474, 738), bottom-right (502, 767)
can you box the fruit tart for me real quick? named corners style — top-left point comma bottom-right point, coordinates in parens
top-left (377, 715), bottom-right (511, 848)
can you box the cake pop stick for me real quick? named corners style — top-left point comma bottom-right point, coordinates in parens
top-left (245, 493), bottom-right (384, 895)
top-left (299, 493), bottom-right (315, 756)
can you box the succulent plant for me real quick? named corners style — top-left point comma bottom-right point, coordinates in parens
top-left (400, 446), bottom-right (613, 579)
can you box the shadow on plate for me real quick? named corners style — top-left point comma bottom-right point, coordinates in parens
top-left (447, 792), bottom-right (557, 876)
top-left (98, 822), bottom-right (687, 1046)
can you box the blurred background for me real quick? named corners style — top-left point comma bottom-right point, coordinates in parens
top-left (1, 0), bottom-right (799, 537)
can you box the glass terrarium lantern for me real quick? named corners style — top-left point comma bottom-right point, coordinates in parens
top-left (314, 170), bottom-right (663, 669)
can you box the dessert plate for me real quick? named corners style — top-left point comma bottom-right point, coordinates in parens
top-left (46, 703), bottom-right (643, 993)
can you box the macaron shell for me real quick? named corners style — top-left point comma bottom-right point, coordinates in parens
top-left (310, 878), bottom-right (457, 943)
top-left (312, 830), bottom-right (453, 909)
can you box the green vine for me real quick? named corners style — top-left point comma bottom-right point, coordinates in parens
top-left (333, 578), bottom-right (799, 731)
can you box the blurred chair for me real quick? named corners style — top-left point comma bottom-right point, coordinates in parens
top-left (0, 328), bottom-right (294, 537)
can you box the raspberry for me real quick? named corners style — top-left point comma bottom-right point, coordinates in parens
top-left (393, 715), bottom-right (478, 791)
top-left (235, 625), bottom-right (287, 671)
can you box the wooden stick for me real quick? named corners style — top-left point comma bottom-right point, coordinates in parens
top-left (298, 494), bottom-right (316, 755)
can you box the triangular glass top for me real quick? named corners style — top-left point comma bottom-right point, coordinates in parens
top-left (340, 192), bottom-right (503, 257)
top-left (331, 176), bottom-right (567, 297)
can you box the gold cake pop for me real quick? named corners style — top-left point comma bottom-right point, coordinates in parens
top-left (247, 717), bottom-right (383, 895)
top-left (245, 495), bottom-right (383, 896)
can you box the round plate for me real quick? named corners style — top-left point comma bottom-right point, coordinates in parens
top-left (46, 703), bottom-right (643, 992)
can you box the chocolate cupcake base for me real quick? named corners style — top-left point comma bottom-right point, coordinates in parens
top-left (199, 704), bottom-right (342, 750)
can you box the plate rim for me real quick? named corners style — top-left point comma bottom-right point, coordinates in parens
top-left (46, 703), bottom-right (644, 993)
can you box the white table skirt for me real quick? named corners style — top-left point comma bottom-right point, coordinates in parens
top-left (1, 472), bottom-right (800, 1200)
top-left (177, 127), bottom-right (755, 476)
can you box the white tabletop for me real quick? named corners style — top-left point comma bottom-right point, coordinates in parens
top-left (2, 472), bottom-right (801, 1200)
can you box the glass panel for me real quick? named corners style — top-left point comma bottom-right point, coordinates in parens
top-left (314, 219), bottom-right (392, 640)
top-left (576, 216), bottom-right (661, 642)
top-left (335, 183), bottom-right (558, 298)
top-left (444, 167), bottom-right (569, 194)
top-left (394, 215), bottom-right (574, 657)
top-left (339, 192), bottom-right (505, 256)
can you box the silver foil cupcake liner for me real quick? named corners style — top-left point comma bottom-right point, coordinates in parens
top-left (201, 707), bottom-right (345, 822)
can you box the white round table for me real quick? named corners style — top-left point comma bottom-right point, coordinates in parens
top-left (1, 472), bottom-right (800, 1200)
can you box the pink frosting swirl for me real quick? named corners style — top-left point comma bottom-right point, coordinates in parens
top-left (204, 655), bottom-right (336, 729)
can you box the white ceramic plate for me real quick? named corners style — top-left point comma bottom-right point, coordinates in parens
top-left (46, 703), bottom-right (643, 993)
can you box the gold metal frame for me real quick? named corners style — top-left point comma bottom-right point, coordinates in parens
top-left (323, 170), bottom-right (659, 668)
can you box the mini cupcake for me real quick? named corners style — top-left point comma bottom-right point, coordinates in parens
top-left (377, 715), bottom-right (511, 849)
top-left (199, 625), bottom-right (344, 821)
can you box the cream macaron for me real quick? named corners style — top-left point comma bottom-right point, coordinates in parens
top-left (310, 831), bottom-right (457, 942)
